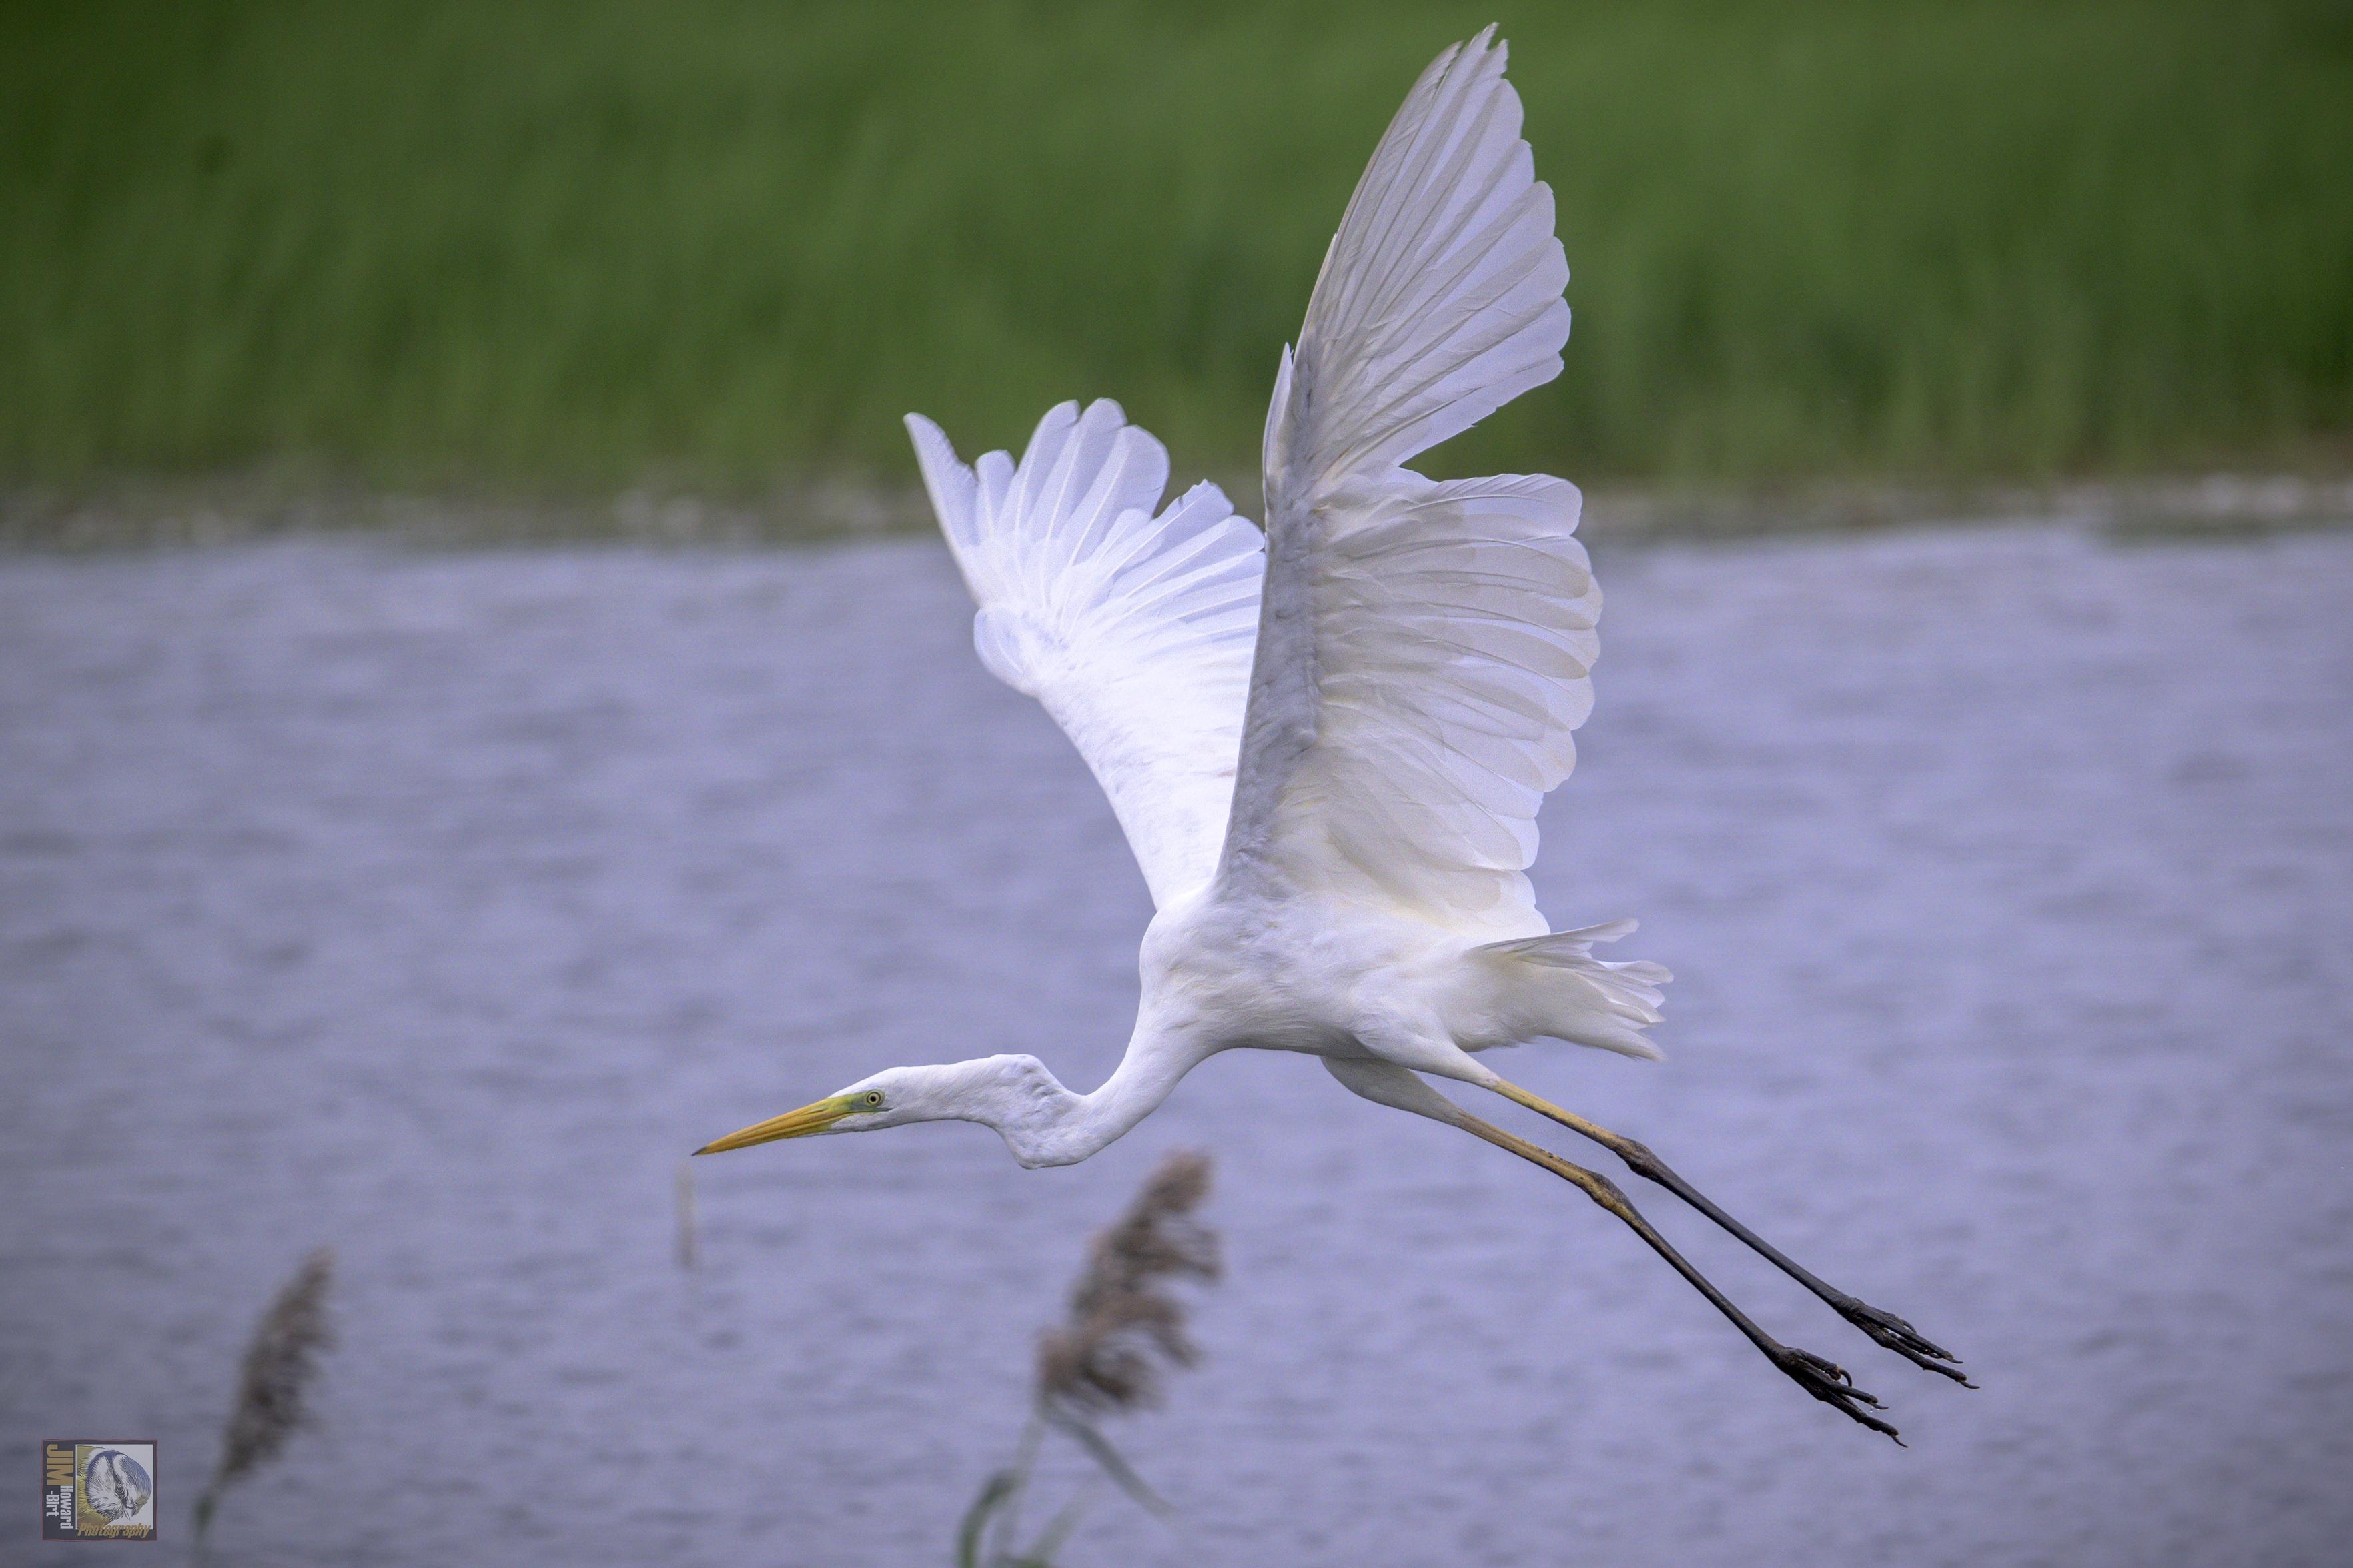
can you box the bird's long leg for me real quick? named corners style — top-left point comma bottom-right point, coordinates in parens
top-left (1452, 1110), bottom-right (1901, 1440)
top-left (1486, 1076), bottom-right (1969, 1384)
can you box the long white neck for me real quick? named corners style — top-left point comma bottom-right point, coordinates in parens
top-left (981, 1026), bottom-right (1209, 1168)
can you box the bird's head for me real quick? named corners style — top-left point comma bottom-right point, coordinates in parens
top-left (693, 1055), bottom-right (1068, 1156)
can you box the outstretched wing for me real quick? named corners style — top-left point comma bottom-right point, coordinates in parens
top-left (909, 401), bottom-right (1264, 908)
top-left (1220, 29), bottom-right (1590, 939)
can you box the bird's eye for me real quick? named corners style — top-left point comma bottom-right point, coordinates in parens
top-left (861, 1091), bottom-right (884, 1109)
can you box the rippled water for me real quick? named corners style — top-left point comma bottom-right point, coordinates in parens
top-left (3, 524), bottom-right (2349, 1567)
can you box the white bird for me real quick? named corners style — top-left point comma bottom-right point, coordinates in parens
top-left (700, 29), bottom-right (1966, 1437)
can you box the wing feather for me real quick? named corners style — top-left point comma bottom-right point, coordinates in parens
top-left (909, 402), bottom-right (1264, 908)
top-left (1221, 30), bottom-right (1589, 936)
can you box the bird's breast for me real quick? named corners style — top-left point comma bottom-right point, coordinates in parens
top-left (1138, 892), bottom-right (1436, 1054)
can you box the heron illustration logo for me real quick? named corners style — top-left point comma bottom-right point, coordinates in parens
top-left (40, 1439), bottom-right (157, 1540)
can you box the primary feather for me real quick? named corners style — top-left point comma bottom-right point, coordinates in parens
top-left (907, 401), bottom-right (1264, 907)
top-left (1222, 25), bottom-right (1588, 938)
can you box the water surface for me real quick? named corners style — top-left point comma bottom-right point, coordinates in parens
top-left (3, 524), bottom-right (2349, 1565)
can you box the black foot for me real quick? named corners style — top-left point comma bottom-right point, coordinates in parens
top-left (1834, 1297), bottom-right (1975, 1386)
top-left (1773, 1344), bottom-right (1901, 1442)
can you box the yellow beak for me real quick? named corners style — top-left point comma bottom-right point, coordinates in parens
top-left (694, 1094), bottom-right (861, 1155)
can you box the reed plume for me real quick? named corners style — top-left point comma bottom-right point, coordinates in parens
top-left (193, 1247), bottom-right (336, 1563)
top-left (960, 1152), bottom-right (1220, 1567)
top-left (1037, 1150), bottom-right (1219, 1417)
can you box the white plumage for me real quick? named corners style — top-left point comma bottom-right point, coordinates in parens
top-left (1237, 33), bottom-right (1584, 934)
top-left (909, 402), bottom-right (1261, 908)
top-left (703, 28), bottom-right (1966, 1439)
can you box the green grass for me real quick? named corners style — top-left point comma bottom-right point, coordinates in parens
top-left (3, 0), bottom-right (2348, 495)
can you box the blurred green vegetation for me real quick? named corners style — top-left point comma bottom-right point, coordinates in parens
top-left (3, 1), bottom-right (2348, 496)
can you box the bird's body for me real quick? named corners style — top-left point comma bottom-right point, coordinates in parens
top-left (701, 28), bottom-right (1967, 1438)
top-left (927, 889), bottom-right (1653, 1170)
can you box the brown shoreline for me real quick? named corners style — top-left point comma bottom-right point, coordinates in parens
top-left (4, 470), bottom-right (2350, 552)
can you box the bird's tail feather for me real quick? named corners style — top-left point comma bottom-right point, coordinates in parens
top-left (1475, 920), bottom-right (1671, 1058)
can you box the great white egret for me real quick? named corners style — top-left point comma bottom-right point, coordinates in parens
top-left (700, 28), bottom-right (1967, 1438)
